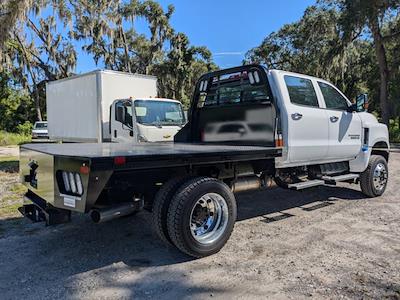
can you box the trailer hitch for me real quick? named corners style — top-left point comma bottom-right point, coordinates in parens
top-left (19, 192), bottom-right (71, 226)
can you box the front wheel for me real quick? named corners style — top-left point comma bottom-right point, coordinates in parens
top-left (167, 177), bottom-right (237, 258)
top-left (360, 155), bottom-right (388, 197)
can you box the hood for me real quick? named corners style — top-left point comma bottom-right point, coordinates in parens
top-left (137, 125), bottom-right (181, 142)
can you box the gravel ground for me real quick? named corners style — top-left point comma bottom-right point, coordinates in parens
top-left (0, 153), bottom-right (399, 299)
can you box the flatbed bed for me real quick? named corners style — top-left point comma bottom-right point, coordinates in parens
top-left (21, 143), bottom-right (282, 170)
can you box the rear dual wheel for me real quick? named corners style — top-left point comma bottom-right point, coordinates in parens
top-left (152, 176), bottom-right (237, 258)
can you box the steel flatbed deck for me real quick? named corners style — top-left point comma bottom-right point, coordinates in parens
top-left (21, 143), bottom-right (282, 170)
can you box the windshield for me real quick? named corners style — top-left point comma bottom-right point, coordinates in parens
top-left (134, 100), bottom-right (185, 126)
top-left (34, 122), bottom-right (48, 129)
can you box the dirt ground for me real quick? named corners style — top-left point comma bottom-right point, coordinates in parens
top-left (0, 150), bottom-right (399, 299)
top-left (0, 145), bottom-right (18, 157)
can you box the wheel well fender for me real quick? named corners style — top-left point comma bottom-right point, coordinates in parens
top-left (371, 141), bottom-right (389, 162)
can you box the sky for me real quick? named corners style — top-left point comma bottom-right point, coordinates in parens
top-left (76, 0), bottom-right (316, 73)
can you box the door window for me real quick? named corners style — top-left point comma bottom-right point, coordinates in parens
top-left (115, 100), bottom-right (133, 127)
top-left (284, 75), bottom-right (319, 107)
top-left (318, 82), bottom-right (349, 110)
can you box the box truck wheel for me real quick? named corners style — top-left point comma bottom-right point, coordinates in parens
top-left (152, 176), bottom-right (193, 246)
top-left (167, 177), bottom-right (237, 258)
top-left (360, 155), bottom-right (388, 197)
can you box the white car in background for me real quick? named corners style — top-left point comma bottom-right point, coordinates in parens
top-left (32, 121), bottom-right (49, 139)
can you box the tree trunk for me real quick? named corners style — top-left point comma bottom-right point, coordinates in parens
top-left (14, 31), bottom-right (42, 121)
top-left (119, 26), bottom-right (131, 73)
top-left (369, 15), bottom-right (390, 126)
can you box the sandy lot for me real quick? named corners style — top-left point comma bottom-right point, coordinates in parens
top-left (0, 152), bottom-right (399, 299)
top-left (0, 146), bottom-right (18, 157)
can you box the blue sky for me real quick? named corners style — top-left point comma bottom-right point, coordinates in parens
top-left (77, 0), bottom-right (316, 72)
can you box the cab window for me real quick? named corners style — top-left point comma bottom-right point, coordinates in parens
top-left (115, 100), bottom-right (133, 127)
top-left (284, 75), bottom-right (319, 107)
top-left (318, 82), bottom-right (349, 110)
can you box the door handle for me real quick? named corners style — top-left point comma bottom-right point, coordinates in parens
top-left (330, 116), bottom-right (339, 123)
top-left (291, 113), bottom-right (303, 120)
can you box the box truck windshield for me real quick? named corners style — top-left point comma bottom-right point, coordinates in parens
top-left (134, 100), bottom-right (185, 126)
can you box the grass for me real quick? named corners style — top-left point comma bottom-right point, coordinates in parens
top-left (0, 131), bottom-right (31, 146)
top-left (0, 203), bottom-right (21, 217)
top-left (0, 156), bottom-right (25, 219)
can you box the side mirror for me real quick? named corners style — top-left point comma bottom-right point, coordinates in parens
top-left (116, 106), bottom-right (125, 123)
top-left (356, 94), bottom-right (368, 112)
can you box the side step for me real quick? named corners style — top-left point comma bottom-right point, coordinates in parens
top-left (288, 173), bottom-right (359, 190)
top-left (288, 180), bottom-right (324, 190)
top-left (322, 173), bottom-right (359, 185)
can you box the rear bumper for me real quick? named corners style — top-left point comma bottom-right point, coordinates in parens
top-left (19, 191), bottom-right (71, 226)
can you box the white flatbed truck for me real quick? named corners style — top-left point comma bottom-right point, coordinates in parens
top-left (19, 65), bottom-right (389, 258)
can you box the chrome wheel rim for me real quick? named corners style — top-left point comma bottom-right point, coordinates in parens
top-left (189, 193), bottom-right (229, 245)
top-left (373, 163), bottom-right (388, 191)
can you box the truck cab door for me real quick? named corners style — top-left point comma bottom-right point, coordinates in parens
top-left (110, 100), bottom-right (137, 143)
top-left (316, 82), bottom-right (362, 160)
top-left (283, 75), bottom-right (329, 163)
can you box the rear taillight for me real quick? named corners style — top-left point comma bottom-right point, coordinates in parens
top-left (275, 133), bottom-right (284, 147)
top-left (61, 171), bottom-right (84, 196)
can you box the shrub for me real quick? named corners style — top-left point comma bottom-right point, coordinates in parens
top-left (16, 121), bottom-right (33, 136)
top-left (389, 119), bottom-right (400, 143)
top-left (0, 131), bottom-right (31, 146)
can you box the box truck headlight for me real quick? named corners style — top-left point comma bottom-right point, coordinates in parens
top-left (60, 171), bottom-right (84, 196)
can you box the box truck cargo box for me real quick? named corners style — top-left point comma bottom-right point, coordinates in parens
top-left (46, 70), bottom-right (158, 142)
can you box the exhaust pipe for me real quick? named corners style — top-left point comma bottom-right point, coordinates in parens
top-left (231, 175), bottom-right (272, 193)
top-left (91, 202), bottom-right (138, 223)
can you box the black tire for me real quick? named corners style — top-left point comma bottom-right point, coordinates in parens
top-left (152, 177), bottom-right (192, 246)
top-left (167, 177), bottom-right (237, 258)
top-left (360, 155), bottom-right (388, 197)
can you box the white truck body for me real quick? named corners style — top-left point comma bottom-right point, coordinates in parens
top-left (46, 70), bottom-right (158, 142)
top-left (268, 70), bottom-right (389, 172)
top-left (20, 65), bottom-right (390, 258)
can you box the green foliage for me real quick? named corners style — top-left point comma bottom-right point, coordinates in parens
top-left (245, 1), bottom-right (400, 123)
top-left (0, 131), bottom-right (31, 146)
top-left (389, 118), bottom-right (400, 143)
top-left (16, 121), bottom-right (32, 136)
top-left (0, 72), bottom-right (35, 132)
top-left (1, 0), bottom-right (216, 123)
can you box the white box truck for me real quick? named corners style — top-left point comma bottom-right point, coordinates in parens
top-left (46, 70), bottom-right (185, 143)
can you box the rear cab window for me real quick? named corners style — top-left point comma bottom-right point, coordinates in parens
top-left (192, 66), bottom-right (277, 146)
top-left (284, 75), bottom-right (319, 107)
top-left (318, 82), bottom-right (349, 110)
top-left (196, 69), bottom-right (273, 108)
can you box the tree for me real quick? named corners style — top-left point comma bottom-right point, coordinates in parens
top-left (0, 0), bottom-right (216, 128)
top-left (0, 72), bottom-right (34, 131)
top-left (333, 0), bottom-right (400, 125)
top-left (0, 0), bottom-right (35, 47)
top-left (3, 11), bottom-right (76, 120)
top-left (73, 0), bottom-right (215, 105)
top-left (154, 32), bottom-right (216, 107)
top-left (245, 5), bottom-right (375, 99)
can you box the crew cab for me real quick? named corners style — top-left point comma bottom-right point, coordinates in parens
top-left (19, 65), bottom-right (389, 258)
